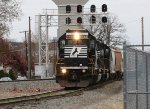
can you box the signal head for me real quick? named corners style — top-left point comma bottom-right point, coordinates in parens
top-left (102, 4), bottom-right (107, 12)
top-left (102, 16), bottom-right (107, 23)
top-left (77, 17), bottom-right (82, 24)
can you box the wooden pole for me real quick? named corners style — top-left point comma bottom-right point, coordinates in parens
top-left (28, 17), bottom-right (31, 79)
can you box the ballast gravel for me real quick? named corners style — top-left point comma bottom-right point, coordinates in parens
top-left (0, 81), bottom-right (123, 109)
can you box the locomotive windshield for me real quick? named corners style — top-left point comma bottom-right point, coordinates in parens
top-left (67, 39), bottom-right (88, 45)
top-left (65, 32), bottom-right (89, 45)
top-left (59, 32), bottom-right (96, 48)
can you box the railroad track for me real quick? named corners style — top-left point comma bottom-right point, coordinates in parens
top-left (0, 80), bottom-right (116, 106)
top-left (0, 88), bottom-right (84, 105)
top-left (85, 80), bottom-right (115, 91)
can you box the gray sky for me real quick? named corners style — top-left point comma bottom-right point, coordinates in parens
top-left (10, 0), bottom-right (150, 45)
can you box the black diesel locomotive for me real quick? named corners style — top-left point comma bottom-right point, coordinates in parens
top-left (56, 29), bottom-right (123, 87)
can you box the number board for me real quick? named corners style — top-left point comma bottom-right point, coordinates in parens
top-left (66, 35), bottom-right (88, 39)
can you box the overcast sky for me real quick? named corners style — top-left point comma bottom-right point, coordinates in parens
top-left (9, 0), bottom-right (150, 45)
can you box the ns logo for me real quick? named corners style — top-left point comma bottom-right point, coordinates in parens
top-left (70, 47), bottom-right (82, 58)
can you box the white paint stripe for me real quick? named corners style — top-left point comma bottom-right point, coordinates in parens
top-left (65, 51), bottom-right (87, 53)
top-left (64, 56), bottom-right (87, 58)
top-left (65, 52), bottom-right (87, 54)
top-left (61, 66), bottom-right (88, 69)
top-left (64, 56), bottom-right (69, 58)
top-left (65, 47), bottom-right (87, 49)
top-left (78, 56), bottom-right (87, 58)
top-left (65, 54), bottom-right (87, 55)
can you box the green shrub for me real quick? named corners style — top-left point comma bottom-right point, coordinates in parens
top-left (4, 73), bottom-right (9, 77)
top-left (0, 70), bottom-right (5, 78)
top-left (9, 69), bottom-right (16, 80)
top-left (0, 70), bottom-right (9, 78)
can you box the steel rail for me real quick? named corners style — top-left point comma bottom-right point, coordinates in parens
top-left (84, 80), bottom-right (115, 91)
top-left (0, 88), bottom-right (84, 105)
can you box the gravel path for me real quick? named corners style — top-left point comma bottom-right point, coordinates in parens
top-left (0, 81), bottom-right (123, 109)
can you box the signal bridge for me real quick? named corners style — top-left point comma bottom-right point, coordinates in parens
top-left (37, 8), bottom-right (108, 26)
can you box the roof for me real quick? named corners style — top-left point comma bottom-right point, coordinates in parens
top-left (52, 0), bottom-right (89, 5)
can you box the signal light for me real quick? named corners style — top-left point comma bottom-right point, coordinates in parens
top-left (77, 5), bottom-right (82, 13)
top-left (102, 16), bottom-right (107, 23)
top-left (66, 5), bottom-right (71, 13)
top-left (90, 15), bottom-right (96, 24)
top-left (77, 17), bottom-right (82, 24)
top-left (90, 5), bottom-right (96, 13)
top-left (66, 17), bottom-right (71, 24)
top-left (102, 4), bottom-right (107, 12)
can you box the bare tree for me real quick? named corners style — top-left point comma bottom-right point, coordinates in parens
top-left (0, 0), bottom-right (22, 37)
top-left (86, 14), bottom-right (127, 46)
top-left (0, 23), bottom-right (9, 36)
top-left (0, 37), bottom-right (27, 76)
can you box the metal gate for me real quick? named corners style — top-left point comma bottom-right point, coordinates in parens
top-left (123, 44), bottom-right (150, 109)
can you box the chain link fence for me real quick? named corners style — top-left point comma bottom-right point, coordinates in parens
top-left (123, 44), bottom-right (150, 109)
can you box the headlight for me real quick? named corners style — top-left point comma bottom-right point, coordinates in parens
top-left (61, 69), bottom-right (67, 74)
top-left (82, 69), bottom-right (86, 73)
top-left (74, 32), bottom-right (80, 40)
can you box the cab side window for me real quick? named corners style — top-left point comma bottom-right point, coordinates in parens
top-left (60, 40), bottom-right (65, 49)
top-left (100, 50), bottom-right (104, 57)
top-left (105, 49), bottom-right (110, 57)
top-left (90, 40), bottom-right (95, 49)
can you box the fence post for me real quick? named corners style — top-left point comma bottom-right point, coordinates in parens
top-left (135, 51), bottom-right (138, 109)
top-left (146, 54), bottom-right (149, 109)
top-left (123, 42), bottom-right (127, 109)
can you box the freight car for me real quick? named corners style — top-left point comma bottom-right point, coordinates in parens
top-left (56, 29), bottom-right (123, 87)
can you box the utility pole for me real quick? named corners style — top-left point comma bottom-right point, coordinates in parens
top-left (20, 31), bottom-right (28, 62)
top-left (28, 17), bottom-right (31, 79)
top-left (107, 24), bottom-right (110, 45)
top-left (53, 38), bottom-right (56, 75)
top-left (141, 17), bottom-right (144, 50)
